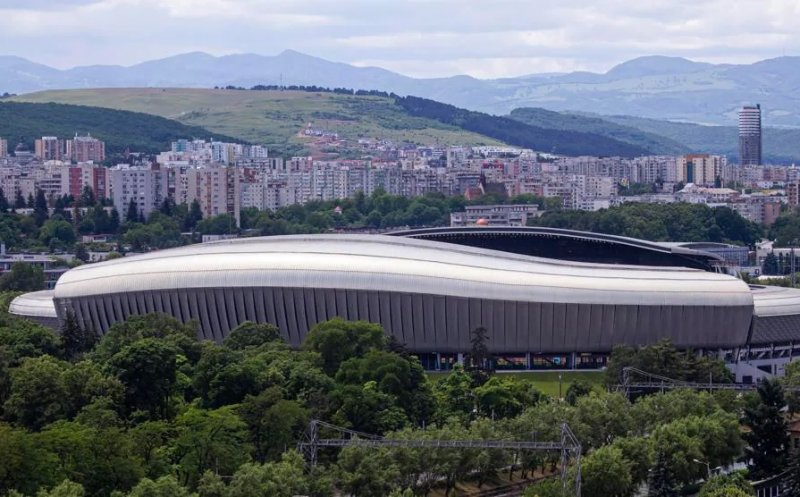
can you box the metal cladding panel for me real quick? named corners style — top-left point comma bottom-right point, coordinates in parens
top-left (469, 298), bottom-right (482, 336)
top-left (457, 297), bottom-right (470, 350)
top-left (346, 290), bottom-right (358, 321)
top-left (505, 301), bottom-right (518, 351)
top-left (324, 289), bottom-right (337, 320)
top-left (244, 289), bottom-right (257, 323)
top-left (304, 289), bottom-right (319, 328)
top-left (493, 301), bottom-right (506, 351)
top-left (153, 292), bottom-right (164, 314)
top-left (390, 293), bottom-right (404, 343)
top-left (551, 303), bottom-right (567, 350)
top-left (112, 294), bottom-right (125, 323)
top-left (421, 294), bottom-right (435, 348)
top-left (273, 289), bottom-right (291, 344)
top-left (369, 292), bottom-right (381, 326)
top-left (379, 292), bottom-right (394, 337)
top-left (293, 289), bottom-right (309, 338)
top-left (564, 305), bottom-right (579, 351)
top-left (751, 315), bottom-right (800, 344)
top-left (401, 294), bottom-right (414, 345)
top-left (335, 290), bottom-right (348, 321)
top-left (519, 301), bottom-right (533, 351)
top-left (224, 289), bottom-right (238, 330)
top-left (434, 296), bottom-right (447, 349)
top-left (538, 302), bottom-right (553, 352)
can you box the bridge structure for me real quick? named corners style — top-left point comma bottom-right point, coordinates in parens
top-left (297, 419), bottom-right (583, 497)
top-left (618, 366), bottom-right (800, 397)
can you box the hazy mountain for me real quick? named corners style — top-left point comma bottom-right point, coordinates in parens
top-left (2, 51), bottom-right (799, 126)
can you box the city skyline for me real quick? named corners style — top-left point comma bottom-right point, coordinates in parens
top-left (0, 0), bottom-right (798, 79)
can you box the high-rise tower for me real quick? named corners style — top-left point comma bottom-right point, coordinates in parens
top-left (739, 104), bottom-right (762, 166)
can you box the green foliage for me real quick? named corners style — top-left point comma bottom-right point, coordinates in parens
top-left (606, 339), bottom-right (733, 387)
top-left (223, 322), bottom-right (282, 350)
top-left (564, 379), bottom-right (594, 406)
top-left (396, 96), bottom-right (650, 157)
top-left (534, 203), bottom-right (762, 245)
top-left (647, 449), bottom-right (679, 497)
top-left (509, 107), bottom-right (689, 156)
top-left (698, 472), bottom-right (754, 497)
top-left (581, 445), bottom-right (634, 497)
top-left (0, 262), bottom-right (46, 292)
top-left (743, 378), bottom-right (789, 479)
top-left (303, 318), bottom-right (386, 376)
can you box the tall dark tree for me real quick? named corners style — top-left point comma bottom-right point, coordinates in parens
top-left (60, 310), bottom-right (96, 360)
top-left (648, 450), bottom-right (679, 497)
top-left (785, 447), bottom-right (800, 497)
top-left (466, 326), bottom-right (493, 387)
top-left (109, 208), bottom-right (121, 233)
top-left (763, 253), bottom-right (780, 276)
top-left (744, 378), bottom-right (789, 479)
top-left (79, 185), bottom-right (96, 207)
top-left (14, 189), bottom-right (26, 209)
top-left (26, 193), bottom-right (34, 209)
top-left (33, 189), bottom-right (49, 226)
top-left (184, 199), bottom-right (203, 231)
top-left (126, 198), bottom-right (139, 224)
top-left (0, 188), bottom-right (8, 212)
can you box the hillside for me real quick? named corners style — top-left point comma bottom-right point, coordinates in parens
top-left (395, 96), bottom-right (650, 157)
top-left (11, 88), bottom-right (502, 157)
top-left (3, 51), bottom-right (800, 125)
top-left (598, 114), bottom-right (800, 164)
top-left (508, 107), bottom-right (689, 156)
top-left (14, 88), bottom-right (652, 158)
top-left (0, 101), bottom-right (238, 156)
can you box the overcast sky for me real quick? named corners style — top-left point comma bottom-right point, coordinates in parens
top-left (1, 0), bottom-right (798, 79)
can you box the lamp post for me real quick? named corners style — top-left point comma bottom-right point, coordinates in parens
top-left (558, 372), bottom-right (563, 400)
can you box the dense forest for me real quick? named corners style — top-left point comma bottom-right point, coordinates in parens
top-left (393, 96), bottom-right (651, 158)
top-left (0, 102), bottom-right (240, 157)
top-left (530, 202), bottom-right (764, 246)
top-left (0, 294), bottom-right (798, 497)
top-left (508, 108), bottom-right (689, 156)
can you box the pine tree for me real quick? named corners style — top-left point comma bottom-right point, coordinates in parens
top-left (60, 310), bottom-right (96, 360)
top-left (0, 188), bottom-right (8, 213)
top-left (466, 326), bottom-right (493, 387)
top-left (648, 450), bottom-right (679, 497)
top-left (26, 192), bottom-right (34, 208)
top-left (744, 378), bottom-right (789, 479)
top-left (109, 208), bottom-right (121, 233)
top-left (785, 449), bottom-right (800, 497)
top-left (126, 198), bottom-right (139, 223)
top-left (14, 190), bottom-right (26, 209)
top-left (33, 189), bottom-right (48, 226)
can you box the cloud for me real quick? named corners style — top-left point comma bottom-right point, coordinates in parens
top-left (0, 0), bottom-right (798, 77)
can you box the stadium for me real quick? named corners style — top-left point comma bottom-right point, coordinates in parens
top-left (9, 227), bottom-right (800, 378)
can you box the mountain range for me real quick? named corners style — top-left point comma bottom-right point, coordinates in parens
top-left (2, 51), bottom-right (799, 126)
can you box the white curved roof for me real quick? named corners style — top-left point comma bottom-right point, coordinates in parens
top-left (9, 290), bottom-right (57, 318)
top-left (751, 285), bottom-right (800, 317)
top-left (52, 234), bottom-right (753, 308)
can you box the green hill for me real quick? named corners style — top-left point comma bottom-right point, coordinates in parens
top-left (0, 101), bottom-right (239, 156)
top-left (13, 88), bottom-right (653, 158)
top-left (508, 107), bottom-right (690, 156)
top-left (11, 88), bottom-right (503, 157)
top-left (395, 96), bottom-right (650, 157)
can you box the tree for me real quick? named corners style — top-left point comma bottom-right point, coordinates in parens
top-left (698, 472), bottom-right (754, 497)
top-left (0, 262), bottom-right (45, 292)
top-left (3, 355), bottom-right (69, 430)
top-left (14, 190), bottom-right (26, 209)
top-left (648, 450), bottom-right (679, 497)
top-left (0, 423), bottom-right (59, 495)
top-left (763, 252), bottom-right (780, 275)
top-left (34, 189), bottom-right (49, 226)
top-left (237, 387), bottom-right (309, 463)
top-left (39, 219), bottom-right (77, 248)
top-left (743, 378), bottom-right (789, 479)
top-left (580, 445), bottom-right (634, 497)
top-left (784, 445), bottom-right (800, 497)
top-left (60, 311), bottom-right (96, 361)
top-left (126, 198), bottom-right (139, 224)
top-left (226, 451), bottom-right (310, 497)
top-left (223, 322), bottom-right (282, 350)
top-left (466, 326), bottom-right (492, 387)
top-left (35, 480), bottom-right (86, 497)
top-left (108, 338), bottom-right (178, 419)
top-left (172, 406), bottom-right (250, 488)
top-left (184, 199), bottom-right (203, 231)
top-left (126, 476), bottom-right (193, 497)
top-left (784, 361), bottom-right (800, 414)
top-left (303, 318), bottom-right (386, 376)
top-left (565, 379), bottom-right (594, 405)
top-left (0, 188), bottom-right (9, 212)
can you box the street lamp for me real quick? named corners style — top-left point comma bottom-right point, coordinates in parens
top-left (558, 373), bottom-right (563, 400)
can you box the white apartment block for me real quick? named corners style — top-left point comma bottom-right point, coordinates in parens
top-left (109, 164), bottom-right (169, 220)
top-left (177, 164), bottom-right (241, 226)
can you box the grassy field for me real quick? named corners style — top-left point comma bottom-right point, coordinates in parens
top-left (428, 370), bottom-right (606, 398)
top-left (12, 89), bottom-right (502, 155)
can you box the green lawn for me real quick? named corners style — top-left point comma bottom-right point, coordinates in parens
top-left (427, 370), bottom-right (607, 398)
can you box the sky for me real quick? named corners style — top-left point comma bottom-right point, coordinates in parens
top-left (0, 0), bottom-right (798, 79)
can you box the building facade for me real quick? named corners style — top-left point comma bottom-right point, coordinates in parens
top-left (739, 104), bottom-right (763, 166)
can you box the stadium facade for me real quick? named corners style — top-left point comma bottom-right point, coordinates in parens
top-left (10, 228), bottom-right (800, 379)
